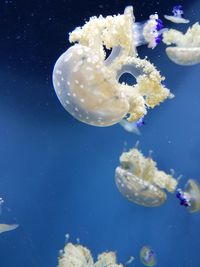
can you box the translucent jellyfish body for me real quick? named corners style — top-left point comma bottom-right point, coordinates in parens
top-left (119, 117), bottom-right (145, 135)
top-left (58, 242), bottom-right (123, 267)
top-left (176, 179), bottom-right (200, 213)
top-left (164, 5), bottom-right (189, 24)
top-left (0, 223), bottom-right (19, 234)
top-left (140, 246), bottom-right (156, 267)
top-left (53, 6), bottom-right (172, 126)
top-left (0, 198), bottom-right (19, 234)
top-left (115, 147), bottom-right (178, 207)
top-left (163, 23), bottom-right (200, 65)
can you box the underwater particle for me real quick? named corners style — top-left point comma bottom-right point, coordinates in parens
top-left (115, 146), bottom-right (178, 207)
top-left (0, 197), bottom-right (4, 215)
top-left (164, 5), bottom-right (189, 24)
top-left (52, 6), bottom-right (172, 127)
top-left (0, 223), bottom-right (19, 234)
top-left (140, 246), bottom-right (156, 267)
top-left (125, 256), bottom-right (135, 265)
top-left (163, 23), bottom-right (200, 65)
top-left (58, 242), bottom-right (123, 267)
top-left (176, 179), bottom-right (200, 213)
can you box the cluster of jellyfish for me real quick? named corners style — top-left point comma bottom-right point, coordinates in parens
top-left (53, 5), bottom-right (200, 267)
top-left (52, 4), bottom-right (200, 213)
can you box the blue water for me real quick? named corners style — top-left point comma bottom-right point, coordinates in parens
top-left (0, 0), bottom-right (200, 266)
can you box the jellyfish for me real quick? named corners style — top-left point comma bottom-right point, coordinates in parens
top-left (52, 6), bottom-right (173, 127)
top-left (176, 179), bottom-right (200, 213)
top-left (162, 23), bottom-right (200, 65)
top-left (0, 197), bottom-right (19, 234)
top-left (115, 146), bottom-right (178, 207)
top-left (0, 223), bottom-right (19, 234)
top-left (140, 246), bottom-right (156, 267)
top-left (58, 242), bottom-right (123, 267)
top-left (164, 5), bottom-right (189, 24)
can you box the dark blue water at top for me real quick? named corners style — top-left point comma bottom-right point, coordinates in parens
top-left (0, 0), bottom-right (200, 266)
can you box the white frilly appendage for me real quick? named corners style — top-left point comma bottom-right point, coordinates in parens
top-left (163, 23), bottom-right (200, 65)
top-left (53, 6), bottom-right (172, 126)
top-left (115, 147), bottom-right (178, 207)
top-left (58, 242), bottom-right (123, 267)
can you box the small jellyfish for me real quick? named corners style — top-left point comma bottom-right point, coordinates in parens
top-left (176, 179), bottom-right (200, 213)
top-left (115, 146), bottom-right (178, 207)
top-left (53, 6), bottom-right (172, 126)
top-left (0, 223), bottom-right (19, 234)
top-left (163, 23), bottom-right (200, 65)
top-left (164, 5), bottom-right (189, 24)
top-left (140, 246), bottom-right (156, 267)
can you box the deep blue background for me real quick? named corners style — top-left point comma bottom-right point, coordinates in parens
top-left (0, 0), bottom-right (200, 266)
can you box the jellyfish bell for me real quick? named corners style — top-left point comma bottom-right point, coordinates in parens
top-left (53, 6), bottom-right (172, 126)
top-left (176, 179), bottom-right (200, 213)
top-left (166, 47), bottom-right (200, 66)
top-left (163, 23), bottom-right (200, 65)
top-left (0, 223), bottom-right (19, 234)
top-left (140, 246), bottom-right (156, 267)
top-left (164, 5), bottom-right (189, 24)
top-left (53, 45), bottom-right (130, 127)
top-left (115, 147), bottom-right (178, 207)
top-left (115, 166), bottom-right (167, 207)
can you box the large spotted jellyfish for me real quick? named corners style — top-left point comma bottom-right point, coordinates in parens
top-left (58, 242), bottom-right (123, 267)
top-left (115, 147), bottom-right (178, 207)
top-left (52, 6), bottom-right (173, 127)
top-left (162, 23), bottom-right (200, 65)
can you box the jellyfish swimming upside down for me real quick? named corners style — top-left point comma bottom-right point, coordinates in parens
top-left (163, 23), bottom-right (200, 66)
top-left (115, 147), bottom-right (178, 207)
top-left (52, 6), bottom-right (173, 127)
